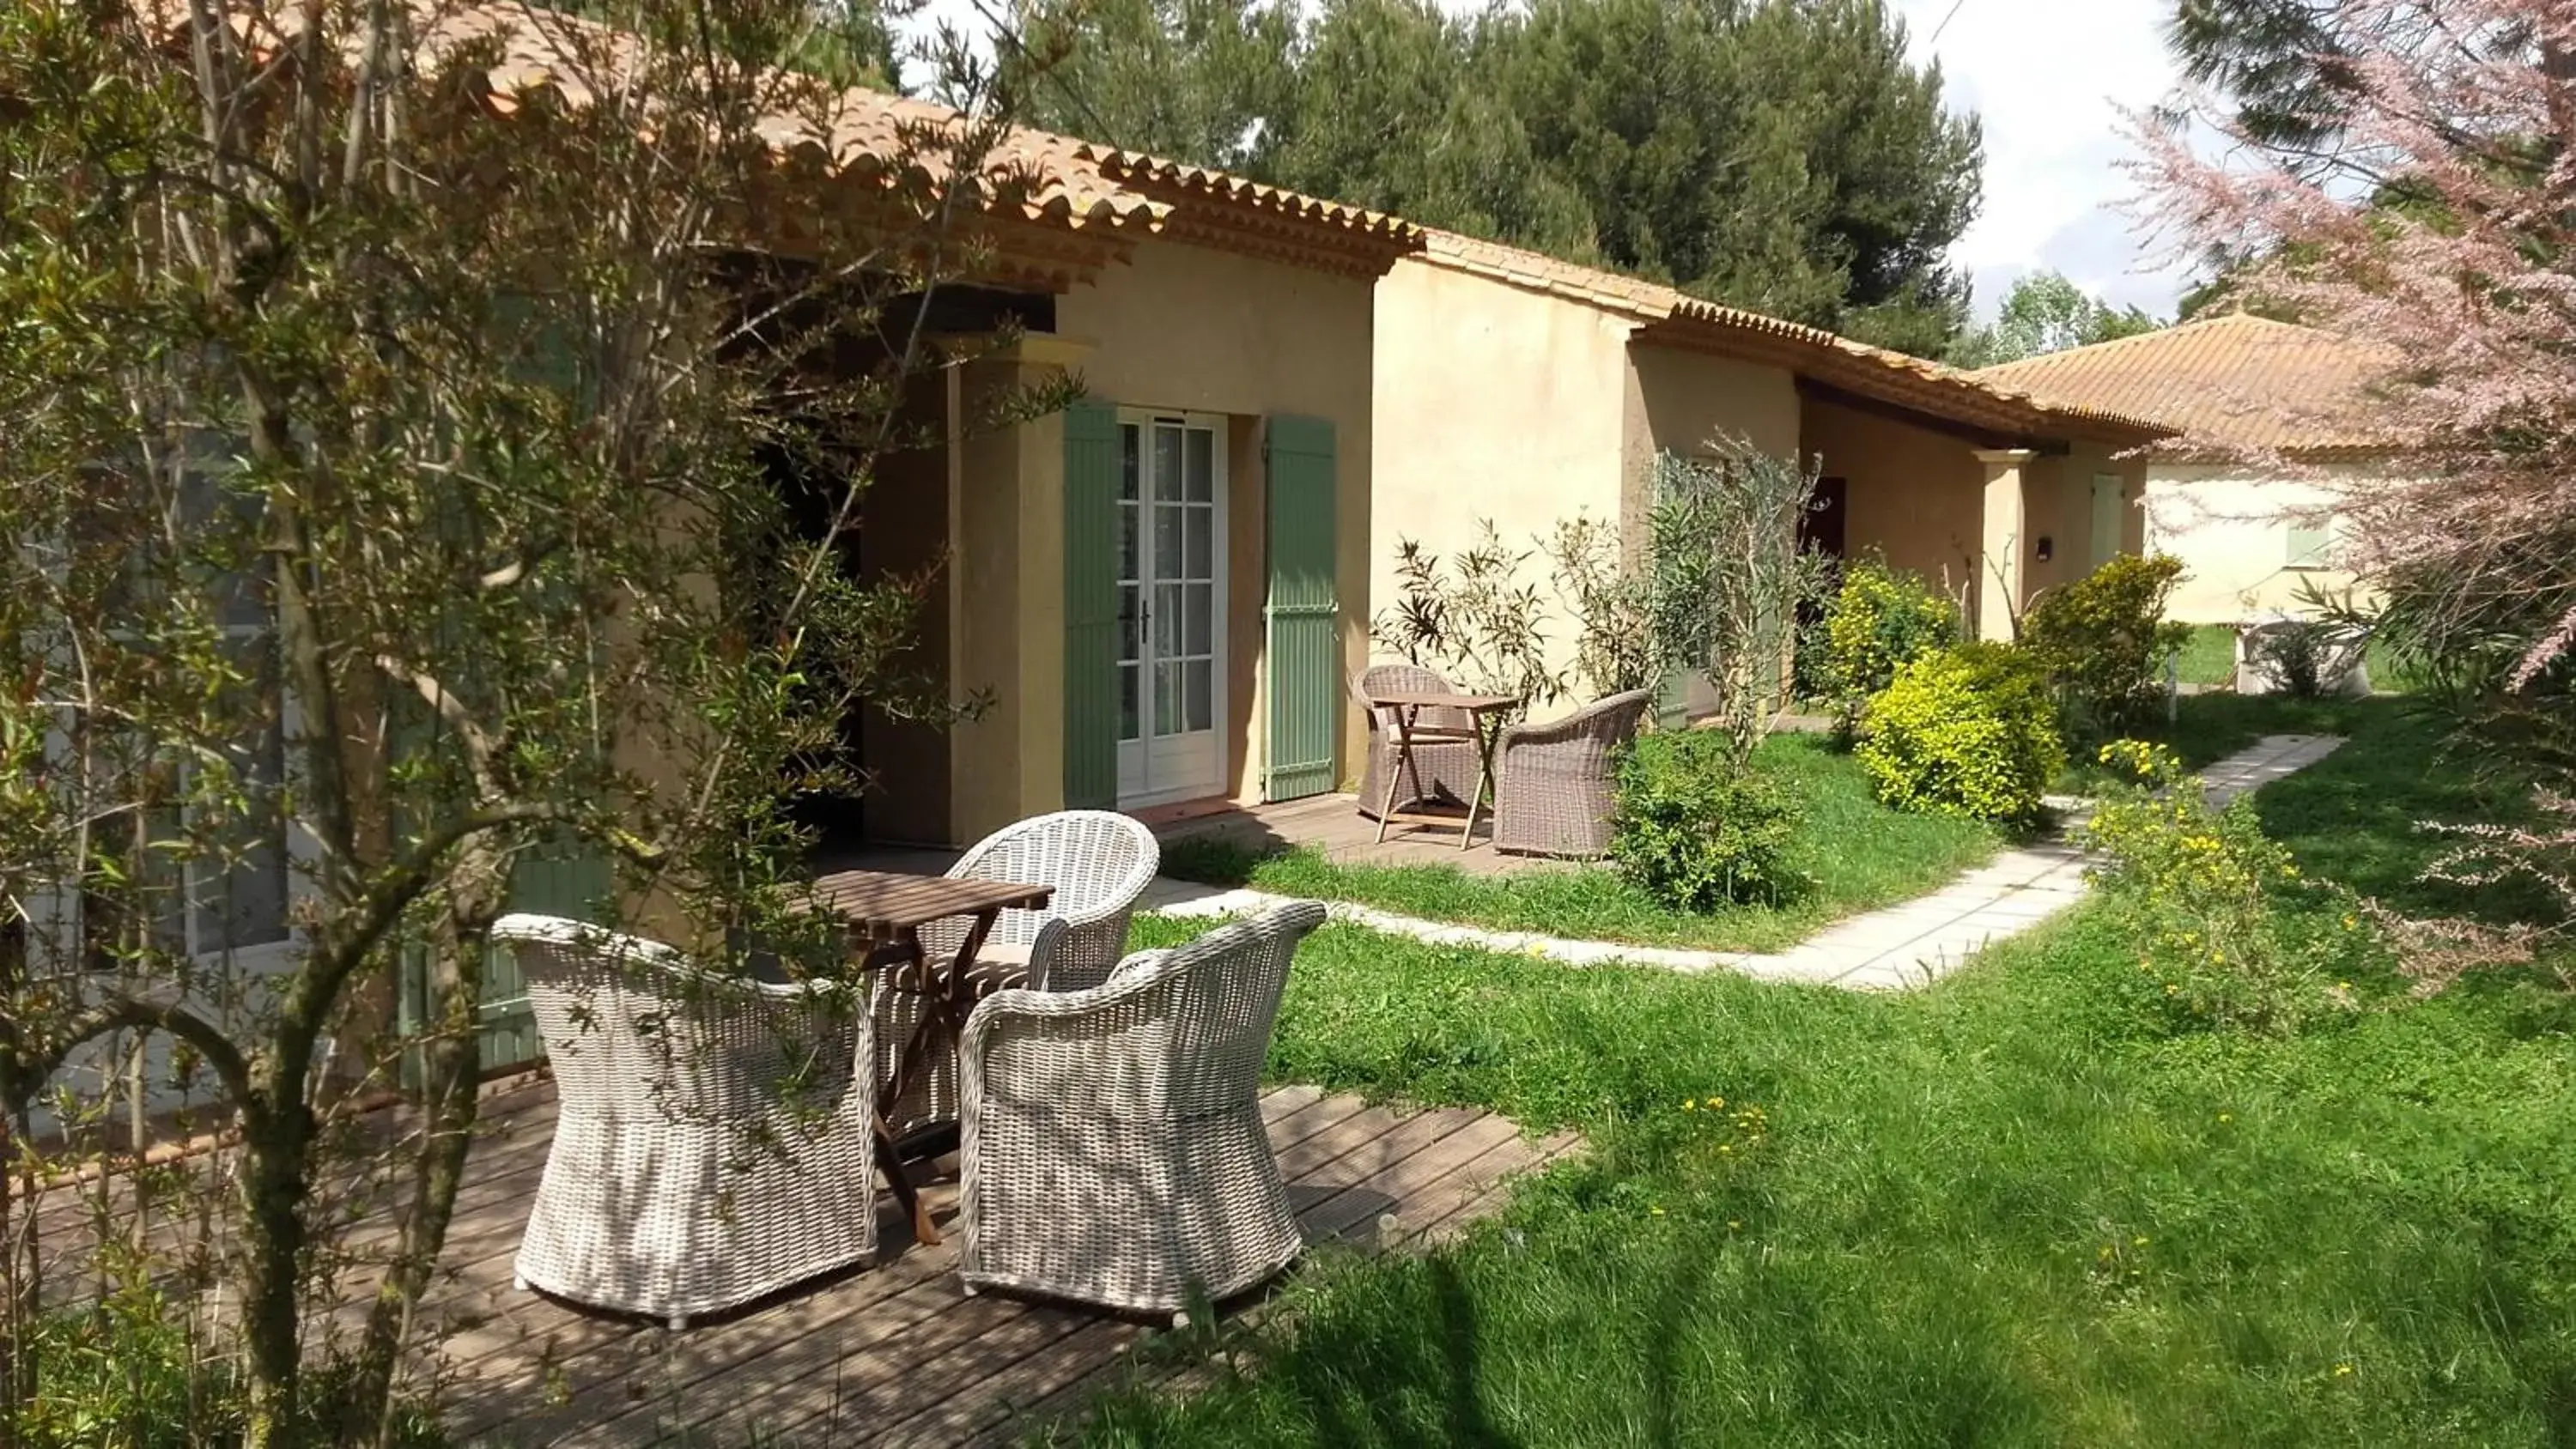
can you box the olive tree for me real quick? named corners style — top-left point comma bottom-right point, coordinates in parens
top-left (1646, 438), bottom-right (1830, 766)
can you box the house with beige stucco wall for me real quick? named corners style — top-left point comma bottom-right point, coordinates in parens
top-left (809, 141), bottom-right (1427, 849)
top-left (1976, 313), bottom-right (2400, 623)
top-left (1370, 231), bottom-right (2173, 716)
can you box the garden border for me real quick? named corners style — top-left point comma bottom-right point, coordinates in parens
top-left (1144, 735), bottom-right (2346, 991)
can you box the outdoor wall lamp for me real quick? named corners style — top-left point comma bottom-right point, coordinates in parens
top-left (2035, 536), bottom-right (2054, 561)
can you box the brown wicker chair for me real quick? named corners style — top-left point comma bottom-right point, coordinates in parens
top-left (1351, 664), bottom-right (1483, 819)
top-left (1493, 689), bottom-right (1654, 858)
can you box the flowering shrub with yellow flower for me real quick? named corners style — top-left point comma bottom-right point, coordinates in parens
top-left (2081, 741), bottom-right (2372, 1032)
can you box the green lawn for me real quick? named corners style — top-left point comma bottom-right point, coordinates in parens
top-left (2173, 622), bottom-right (2423, 695)
top-left (1160, 732), bottom-right (2004, 954)
top-left (2174, 621), bottom-right (2239, 687)
top-left (1066, 699), bottom-right (2576, 1446)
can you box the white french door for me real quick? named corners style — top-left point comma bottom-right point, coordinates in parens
top-left (1115, 410), bottom-right (1228, 807)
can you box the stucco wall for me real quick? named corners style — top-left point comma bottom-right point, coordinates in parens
top-left (1006, 239), bottom-right (1380, 814)
top-left (2144, 463), bottom-right (2362, 622)
top-left (1801, 397), bottom-right (1984, 603)
top-left (1621, 343), bottom-right (1803, 521)
top-left (1370, 258), bottom-right (1637, 725)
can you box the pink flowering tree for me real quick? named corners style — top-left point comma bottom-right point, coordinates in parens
top-left (2131, 0), bottom-right (2576, 981)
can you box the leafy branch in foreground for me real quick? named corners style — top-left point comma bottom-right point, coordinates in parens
top-left (0, 2), bottom-right (1075, 1443)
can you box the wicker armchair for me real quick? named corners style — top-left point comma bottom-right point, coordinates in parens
top-left (495, 913), bottom-right (877, 1331)
top-left (1493, 689), bottom-right (1653, 858)
top-left (956, 900), bottom-right (1327, 1320)
top-left (876, 810), bottom-right (1161, 1137)
top-left (1352, 664), bottom-right (1482, 819)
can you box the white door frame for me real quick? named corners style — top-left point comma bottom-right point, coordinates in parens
top-left (1114, 408), bottom-right (1230, 809)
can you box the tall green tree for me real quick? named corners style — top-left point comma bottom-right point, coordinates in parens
top-left (1014, 0), bottom-right (1297, 168)
top-left (1009, 0), bottom-right (1983, 354)
top-left (2165, 0), bottom-right (2353, 159)
top-left (1270, 0), bottom-right (1595, 252)
top-left (1953, 270), bottom-right (2162, 367)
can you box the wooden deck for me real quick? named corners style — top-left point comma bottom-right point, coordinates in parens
top-left (1152, 792), bottom-right (1557, 878)
top-left (413, 1076), bottom-right (1574, 1446)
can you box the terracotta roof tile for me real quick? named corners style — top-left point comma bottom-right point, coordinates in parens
top-left (1975, 313), bottom-right (2400, 455)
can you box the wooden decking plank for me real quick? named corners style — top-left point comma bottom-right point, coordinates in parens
top-left (878, 1319), bottom-right (1148, 1446)
top-left (1413, 1129), bottom-right (1583, 1249)
top-left (1258, 1090), bottom-right (1371, 1156)
top-left (1295, 1110), bottom-right (1523, 1248)
top-left (1373, 1131), bottom-right (1545, 1250)
top-left (1281, 1104), bottom-right (1487, 1203)
top-left (1267, 1098), bottom-right (1446, 1182)
top-left (625, 1295), bottom-right (1077, 1448)
top-left (514, 1268), bottom-right (968, 1447)
top-left (341, 1087), bottom-right (1578, 1444)
top-left (439, 1193), bottom-right (951, 1436)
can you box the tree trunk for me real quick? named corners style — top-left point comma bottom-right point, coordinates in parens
top-left (236, 1094), bottom-right (315, 1449)
top-left (341, 846), bottom-right (503, 1446)
top-left (0, 1103), bottom-right (20, 1449)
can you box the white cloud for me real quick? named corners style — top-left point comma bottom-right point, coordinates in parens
top-left (1887, 0), bottom-right (2195, 319)
top-left (900, 0), bottom-right (2199, 320)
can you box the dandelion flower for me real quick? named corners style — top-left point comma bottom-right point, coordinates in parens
top-left (2218, 1113), bottom-right (2233, 1124)
top-left (2335, 1363), bottom-right (2354, 1377)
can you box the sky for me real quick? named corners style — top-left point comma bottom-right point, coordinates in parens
top-left (1886, 0), bottom-right (2198, 322)
top-left (900, 0), bottom-right (2203, 323)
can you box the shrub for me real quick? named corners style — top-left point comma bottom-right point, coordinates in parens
top-left (1375, 525), bottom-right (1566, 709)
top-left (1645, 440), bottom-right (1832, 767)
top-left (2019, 554), bottom-right (2195, 736)
top-left (1610, 729), bottom-right (1808, 910)
top-left (1822, 560), bottom-right (1960, 731)
top-left (1856, 643), bottom-right (2064, 822)
top-left (2082, 740), bottom-right (2371, 1033)
top-left (2246, 617), bottom-right (2370, 699)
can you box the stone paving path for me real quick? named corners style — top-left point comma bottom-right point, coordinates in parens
top-left (1145, 734), bottom-right (2347, 991)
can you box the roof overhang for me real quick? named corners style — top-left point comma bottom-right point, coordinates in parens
top-left (1083, 149), bottom-right (1424, 279)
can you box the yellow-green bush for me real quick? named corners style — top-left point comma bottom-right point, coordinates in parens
top-left (1822, 561), bottom-right (1959, 729)
top-left (1856, 642), bottom-right (2063, 822)
top-left (2082, 740), bottom-right (2371, 1032)
top-left (2020, 554), bottom-right (2195, 735)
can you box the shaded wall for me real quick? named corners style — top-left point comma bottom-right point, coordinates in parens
top-left (855, 375), bottom-right (956, 845)
top-left (1801, 396), bottom-right (1984, 608)
top-left (2022, 445), bottom-right (2150, 603)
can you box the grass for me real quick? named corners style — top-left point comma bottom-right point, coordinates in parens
top-left (2172, 622), bottom-right (2425, 695)
top-left (1159, 732), bottom-right (2004, 954)
top-left (1066, 698), bottom-right (2576, 1446)
top-left (2050, 690), bottom-right (2380, 795)
top-left (2174, 622), bottom-right (2239, 687)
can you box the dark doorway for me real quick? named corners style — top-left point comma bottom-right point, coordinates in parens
top-left (1793, 476), bottom-right (1850, 703)
top-left (1801, 476), bottom-right (1850, 561)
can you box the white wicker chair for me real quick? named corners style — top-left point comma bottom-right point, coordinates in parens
top-left (875, 810), bottom-right (1161, 1137)
top-left (955, 900), bottom-right (1327, 1319)
top-left (495, 913), bottom-right (878, 1331)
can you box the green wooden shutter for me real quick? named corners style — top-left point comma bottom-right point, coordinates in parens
top-left (398, 843), bottom-right (606, 1080)
top-left (1063, 401), bottom-right (1123, 809)
top-left (1263, 415), bottom-right (1340, 801)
